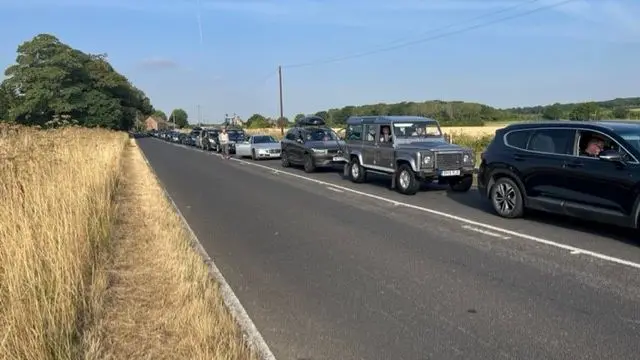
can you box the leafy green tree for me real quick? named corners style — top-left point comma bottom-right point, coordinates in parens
top-left (569, 102), bottom-right (600, 121)
top-left (1, 33), bottom-right (155, 129)
top-left (245, 113), bottom-right (269, 128)
top-left (169, 108), bottom-right (188, 128)
top-left (294, 113), bottom-right (305, 123)
top-left (152, 110), bottom-right (167, 121)
top-left (612, 107), bottom-right (630, 119)
top-left (542, 103), bottom-right (563, 120)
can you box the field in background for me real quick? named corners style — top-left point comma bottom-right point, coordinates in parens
top-left (0, 125), bottom-right (252, 360)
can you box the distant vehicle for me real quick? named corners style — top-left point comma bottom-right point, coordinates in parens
top-left (226, 128), bottom-right (246, 154)
top-left (280, 116), bottom-right (346, 173)
top-left (343, 115), bottom-right (475, 195)
top-left (235, 134), bottom-right (282, 160)
top-left (478, 120), bottom-right (640, 229)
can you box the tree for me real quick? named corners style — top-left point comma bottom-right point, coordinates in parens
top-left (542, 103), bottom-right (563, 120)
top-left (1, 34), bottom-right (155, 129)
top-left (152, 110), bottom-right (167, 121)
top-left (169, 108), bottom-right (188, 128)
top-left (294, 113), bottom-right (305, 123)
top-left (569, 102), bottom-right (600, 121)
top-left (245, 113), bottom-right (269, 128)
top-left (612, 107), bottom-right (630, 119)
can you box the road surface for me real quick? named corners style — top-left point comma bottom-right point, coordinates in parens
top-left (138, 138), bottom-right (640, 360)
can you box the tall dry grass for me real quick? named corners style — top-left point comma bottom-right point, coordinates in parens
top-left (0, 125), bottom-right (128, 359)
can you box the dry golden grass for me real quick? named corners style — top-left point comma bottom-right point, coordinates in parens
top-left (0, 125), bottom-right (253, 360)
top-left (0, 125), bottom-right (126, 359)
top-left (88, 139), bottom-right (253, 360)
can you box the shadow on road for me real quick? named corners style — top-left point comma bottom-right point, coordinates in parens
top-left (446, 189), bottom-right (640, 246)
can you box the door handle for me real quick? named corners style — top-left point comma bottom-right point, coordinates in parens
top-left (512, 154), bottom-right (525, 161)
top-left (563, 160), bottom-right (583, 168)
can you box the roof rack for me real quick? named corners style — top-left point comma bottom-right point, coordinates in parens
top-left (297, 115), bottom-right (326, 127)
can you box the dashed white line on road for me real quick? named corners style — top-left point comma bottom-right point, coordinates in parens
top-left (327, 186), bottom-right (344, 193)
top-left (462, 225), bottom-right (510, 240)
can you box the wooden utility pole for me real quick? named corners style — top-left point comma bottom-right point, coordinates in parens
top-left (278, 65), bottom-right (284, 135)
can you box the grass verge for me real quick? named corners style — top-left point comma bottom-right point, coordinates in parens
top-left (87, 139), bottom-right (253, 360)
top-left (0, 125), bottom-right (253, 360)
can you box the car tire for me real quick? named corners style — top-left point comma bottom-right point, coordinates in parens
top-left (395, 164), bottom-right (419, 195)
top-left (449, 175), bottom-right (473, 192)
top-left (281, 150), bottom-right (290, 167)
top-left (251, 149), bottom-right (257, 161)
top-left (349, 157), bottom-right (366, 183)
top-left (490, 177), bottom-right (524, 218)
top-left (303, 153), bottom-right (316, 173)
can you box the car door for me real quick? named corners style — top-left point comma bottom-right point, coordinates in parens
top-left (361, 123), bottom-right (377, 167)
top-left (561, 129), bottom-right (638, 220)
top-left (292, 129), bottom-right (306, 164)
top-left (236, 136), bottom-right (250, 156)
top-left (519, 128), bottom-right (576, 210)
top-left (376, 125), bottom-right (395, 170)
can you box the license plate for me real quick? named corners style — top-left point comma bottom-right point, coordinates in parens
top-left (440, 170), bottom-right (460, 176)
top-left (332, 156), bottom-right (345, 162)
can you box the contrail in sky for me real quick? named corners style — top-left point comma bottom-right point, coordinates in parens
top-left (196, 0), bottom-right (203, 47)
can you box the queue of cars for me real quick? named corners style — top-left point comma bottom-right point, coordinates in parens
top-left (151, 116), bottom-right (640, 232)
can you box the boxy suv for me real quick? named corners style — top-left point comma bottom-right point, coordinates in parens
top-left (478, 121), bottom-right (640, 229)
top-left (280, 116), bottom-right (346, 172)
top-left (343, 115), bottom-right (476, 195)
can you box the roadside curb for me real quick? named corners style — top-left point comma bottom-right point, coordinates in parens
top-left (134, 139), bottom-right (277, 360)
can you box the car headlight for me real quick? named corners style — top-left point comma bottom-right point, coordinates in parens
top-left (311, 148), bottom-right (327, 154)
top-left (258, 148), bottom-right (269, 153)
top-left (463, 152), bottom-right (474, 164)
top-left (420, 152), bottom-right (433, 166)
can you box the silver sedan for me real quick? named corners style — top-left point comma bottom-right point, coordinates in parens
top-left (235, 134), bottom-right (282, 160)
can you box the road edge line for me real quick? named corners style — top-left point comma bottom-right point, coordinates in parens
top-left (136, 139), bottom-right (277, 360)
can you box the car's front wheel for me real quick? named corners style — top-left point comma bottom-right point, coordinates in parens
top-left (251, 149), bottom-right (257, 160)
top-left (395, 164), bottom-right (419, 195)
top-left (281, 150), bottom-right (290, 167)
top-left (303, 153), bottom-right (316, 173)
top-left (490, 177), bottom-right (524, 218)
top-left (349, 157), bottom-right (366, 183)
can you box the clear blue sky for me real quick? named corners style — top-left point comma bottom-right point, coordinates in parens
top-left (1, 0), bottom-right (639, 123)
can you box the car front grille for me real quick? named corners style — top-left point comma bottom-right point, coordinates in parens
top-left (328, 149), bottom-right (339, 155)
top-left (436, 153), bottom-right (462, 170)
top-left (268, 149), bottom-right (280, 154)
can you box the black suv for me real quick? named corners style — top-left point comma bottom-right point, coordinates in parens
top-left (280, 116), bottom-right (346, 172)
top-left (478, 121), bottom-right (640, 229)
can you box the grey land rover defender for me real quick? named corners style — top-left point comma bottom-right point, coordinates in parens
top-left (342, 115), bottom-right (476, 195)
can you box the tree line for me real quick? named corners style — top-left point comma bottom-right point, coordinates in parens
top-left (0, 34), bottom-right (159, 130)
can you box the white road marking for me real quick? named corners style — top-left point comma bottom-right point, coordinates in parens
top-left (327, 186), bottom-right (344, 193)
top-left (462, 225), bottom-right (510, 240)
top-left (166, 140), bottom-right (640, 271)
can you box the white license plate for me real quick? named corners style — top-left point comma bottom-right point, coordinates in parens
top-left (440, 170), bottom-right (460, 176)
top-left (332, 156), bottom-right (345, 162)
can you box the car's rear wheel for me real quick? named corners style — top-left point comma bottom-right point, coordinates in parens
top-left (490, 177), bottom-right (524, 218)
top-left (395, 164), bottom-right (419, 195)
top-left (349, 157), bottom-right (366, 183)
top-left (303, 153), bottom-right (316, 173)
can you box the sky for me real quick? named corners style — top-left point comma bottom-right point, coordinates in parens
top-left (0, 0), bottom-right (639, 123)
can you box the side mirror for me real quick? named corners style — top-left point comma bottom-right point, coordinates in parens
top-left (599, 149), bottom-right (623, 162)
top-left (296, 138), bottom-right (304, 144)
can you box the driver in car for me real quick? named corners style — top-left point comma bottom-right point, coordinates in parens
top-left (582, 135), bottom-right (605, 157)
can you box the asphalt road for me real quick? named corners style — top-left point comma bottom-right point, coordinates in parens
top-left (138, 138), bottom-right (640, 360)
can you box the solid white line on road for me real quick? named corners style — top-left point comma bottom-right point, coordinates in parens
top-left (166, 140), bottom-right (640, 271)
top-left (462, 225), bottom-right (510, 240)
top-left (327, 186), bottom-right (344, 193)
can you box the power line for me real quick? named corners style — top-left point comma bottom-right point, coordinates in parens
top-left (283, 0), bottom-right (577, 69)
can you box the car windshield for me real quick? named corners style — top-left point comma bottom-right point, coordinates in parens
top-left (619, 132), bottom-right (640, 153)
top-left (253, 135), bottom-right (277, 143)
top-left (392, 121), bottom-right (442, 139)
top-left (228, 130), bottom-right (244, 137)
top-left (305, 128), bottom-right (338, 141)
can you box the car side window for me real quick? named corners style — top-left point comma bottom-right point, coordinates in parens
top-left (285, 130), bottom-right (296, 141)
top-left (577, 130), bottom-right (634, 161)
top-left (363, 124), bottom-right (376, 142)
top-left (505, 130), bottom-right (532, 149)
top-left (346, 124), bottom-right (362, 140)
top-left (527, 129), bottom-right (575, 155)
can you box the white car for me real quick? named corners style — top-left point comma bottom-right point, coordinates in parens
top-left (235, 134), bottom-right (282, 160)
